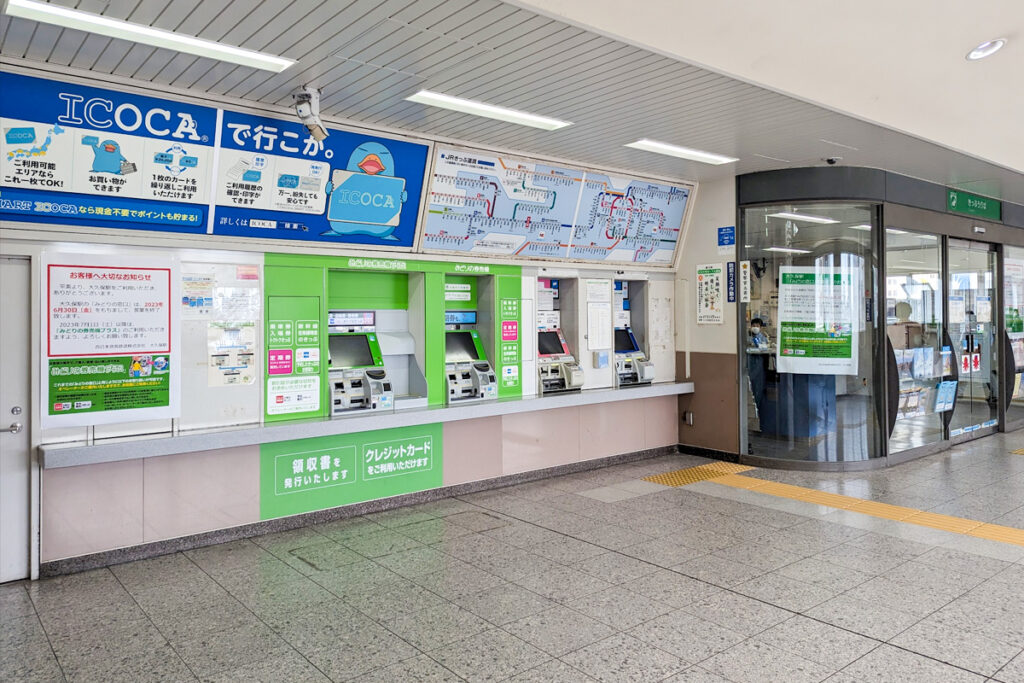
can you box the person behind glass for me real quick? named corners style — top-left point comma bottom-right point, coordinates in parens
top-left (747, 318), bottom-right (769, 430)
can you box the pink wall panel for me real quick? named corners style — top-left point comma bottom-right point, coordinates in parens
top-left (443, 417), bottom-right (504, 486)
top-left (143, 446), bottom-right (260, 542)
top-left (502, 406), bottom-right (581, 474)
top-left (41, 459), bottom-right (144, 562)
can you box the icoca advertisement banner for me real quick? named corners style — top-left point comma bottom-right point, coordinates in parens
top-left (0, 72), bottom-right (216, 234)
top-left (776, 266), bottom-right (860, 375)
top-left (212, 109), bottom-right (429, 248)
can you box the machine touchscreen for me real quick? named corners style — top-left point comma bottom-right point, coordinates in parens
top-left (538, 331), bottom-right (564, 356)
top-left (615, 328), bottom-right (638, 353)
top-left (329, 334), bottom-right (374, 368)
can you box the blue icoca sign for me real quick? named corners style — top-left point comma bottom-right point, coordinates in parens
top-left (0, 72), bottom-right (217, 144)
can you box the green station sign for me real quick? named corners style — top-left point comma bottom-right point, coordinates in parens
top-left (947, 189), bottom-right (1001, 221)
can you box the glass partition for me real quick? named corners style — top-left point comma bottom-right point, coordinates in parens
top-left (885, 230), bottom-right (945, 452)
top-left (740, 203), bottom-right (881, 462)
top-left (1005, 246), bottom-right (1024, 428)
top-left (948, 239), bottom-right (999, 437)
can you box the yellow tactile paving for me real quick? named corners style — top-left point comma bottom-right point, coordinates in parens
top-left (642, 463), bottom-right (754, 487)
top-left (845, 500), bottom-right (921, 521)
top-left (903, 511), bottom-right (985, 534)
top-left (642, 461), bottom-right (1024, 547)
top-left (703, 470), bottom-right (1024, 548)
top-left (968, 524), bottom-right (1024, 545)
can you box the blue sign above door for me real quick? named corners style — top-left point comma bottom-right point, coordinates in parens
top-left (212, 110), bottom-right (429, 248)
top-left (0, 72), bottom-right (217, 234)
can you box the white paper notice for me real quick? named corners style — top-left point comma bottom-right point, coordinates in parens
top-left (266, 376), bottom-right (320, 415)
top-left (587, 302), bottom-right (612, 349)
top-left (586, 279), bottom-right (611, 303)
top-left (696, 263), bottom-right (724, 324)
top-left (739, 260), bottom-right (752, 303)
top-left (48, 262), bottom-right (172, 356)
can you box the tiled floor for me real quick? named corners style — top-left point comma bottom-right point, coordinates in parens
top-left (3, 433), bottom-right (1024, 682)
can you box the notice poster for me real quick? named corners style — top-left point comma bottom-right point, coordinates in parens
top-left (776, 266), bottom-right (859, 375)
top-left (43, 253), bottom-right (180, 425)
top-left (696, 263), bottom-right (724, 324)
top-left (208, 322), bottom-right (256, 386)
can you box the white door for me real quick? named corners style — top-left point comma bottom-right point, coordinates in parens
top-left (0, 256), bottom-right (31, 582)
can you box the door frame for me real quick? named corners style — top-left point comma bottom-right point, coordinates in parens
top-left (885, 204), bottom-right (1024, 454)
top-left (0, 247), bottom-right (41, 581)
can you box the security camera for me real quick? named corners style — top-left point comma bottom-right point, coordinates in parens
top-left (293, 85), bottom-right (328, 141)
top-left (825, 157), bottom-right (839, 165)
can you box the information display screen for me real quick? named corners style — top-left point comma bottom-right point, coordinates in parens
top-left (329, 334), bottom-right (374, 368)
top-left (445, 332), bottom-right (480, 362)
top-left (445, 310), bottom-right (477, 325)
top-left (615, 328), bottom-right (639, 353)
top-left (538, 331), bottom-right (566, 356)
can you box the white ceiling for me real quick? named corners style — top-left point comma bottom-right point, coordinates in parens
top-left (2, 0), bottom-right (1023, 203)
top-left (512, 0), bottom-right (1024, 176)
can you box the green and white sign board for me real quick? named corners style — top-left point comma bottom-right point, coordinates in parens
top-left (776, 267), bottom-right (859, 375)
top-left (947, 189), bottom-right (1001, 221)
top-left (260, 423), bottom-right (443, 520)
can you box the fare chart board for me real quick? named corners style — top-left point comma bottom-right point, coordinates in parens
top-left (422, 147), bottom-right (691, 265)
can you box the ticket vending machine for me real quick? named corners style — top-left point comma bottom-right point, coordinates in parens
top-left (444, 311), bottom-right (498, 403)
top-left (537, 328), bottom-right (584, 394)
top-left (614, 326), bottom-right (655, 387)
top-left (327, 311), bottom-right (394, 415)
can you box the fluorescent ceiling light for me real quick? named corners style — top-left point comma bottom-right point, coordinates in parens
top-left (5, 0), bottom-right (295, 72)
top-left (624, 139), bottom-right (738, 165)
top-left (767, 212), bottom-right (838, 224)
top-left (966, 38), bottom-right (1006, 61)
top-left (886, 228), bottom-right (909, 235)
top-left (849, 224), bottom-right (873, 231)
top-left (764, 246), bottom-right (811, 254)
top-left (405, 90), bottom-right (571, 130)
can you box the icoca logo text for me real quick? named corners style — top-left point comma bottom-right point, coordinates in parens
top-left (57, 93), bottom-right (202, 141)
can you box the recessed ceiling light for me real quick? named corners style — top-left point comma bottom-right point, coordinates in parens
top-left (849, 224), bottom-right (873, 231)
top-left (5, 0), bottom-right (294, 72)
top-left (767, 212), bottom-right (839, 224)
top-left (966, 38), bottom-right (1007, 60)
top-left (764, 246), bottom-right (811, 254)
top-left (624, 139), bottom-right (738, 165)
top-left (405, 90), bottom-right (571, 130)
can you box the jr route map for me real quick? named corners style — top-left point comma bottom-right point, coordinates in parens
top-left (422, 147), bottom-right (691, 265)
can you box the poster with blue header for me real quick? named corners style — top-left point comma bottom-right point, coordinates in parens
top-left (0, 72), bottom-right (217, 234)
top-left (212, 110), bottom-right (429, 248)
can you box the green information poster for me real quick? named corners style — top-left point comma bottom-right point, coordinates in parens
top-left (260, 423), bottom-right (443, 520)
top-left (48, 356), bottom-right (171, 415)
top-left (776, 267), bottom-right (859, 375)
top-left (266, 295), bottom-right (322, 421)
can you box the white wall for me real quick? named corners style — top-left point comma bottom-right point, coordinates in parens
top-left (675, 178), bottom-right (738, 361)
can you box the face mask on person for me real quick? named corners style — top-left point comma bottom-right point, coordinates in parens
top-left (750, 326), bottom-right (761, 335)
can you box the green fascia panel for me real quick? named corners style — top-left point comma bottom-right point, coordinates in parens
top-left (265, 252), bottom-right (521, 277)
top-left (264, 266), bottom-right (327, 423)
top-left (327, 270), bottom-right (409, 310)
top-left (260, 423), bottom-right (443, 520)
top-left (424, 271), bottom-right (446, 405)
top-left (495, 274), bottom-right (523, 399)
top-left (443, 274), bottom-right (477, 310)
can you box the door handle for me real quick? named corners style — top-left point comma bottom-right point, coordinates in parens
top-left (5, 422), bottom-right (22, 434)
